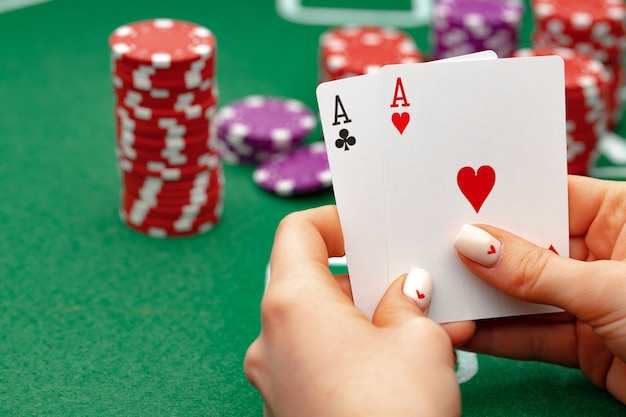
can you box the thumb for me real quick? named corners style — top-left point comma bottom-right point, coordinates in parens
top-left (453, 224), bottom-right (626, 324)
top-left (372, 268), bottom-right (433, 328)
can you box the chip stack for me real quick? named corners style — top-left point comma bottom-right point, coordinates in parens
top-left (109, 18), bottom-right (224, 238)
top-left (531, 0), bottom-right (626, 127)
top-left (432, 0), bottom-right (524, 60)
top-left (319, 26), bottom-right (423, 82)
top-left (515, 47), bottom-right (611, 175)
top-left (216, 95), bottom-right (317, 164)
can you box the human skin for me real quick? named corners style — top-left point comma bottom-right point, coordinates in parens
top-left (244, 206), bottom-right (475, 417)
top-left (456, 175), bottom-right (626, 405)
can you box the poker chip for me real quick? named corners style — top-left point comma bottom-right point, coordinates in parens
top-left (514, 47), bottom-right (611, 175)
top-left (110, 18), bottom-right (215, 67)
top-left (432, 0), bottom-right (524, 60)
top-left (216, 95), bottom-right (317, 164)
top-left (319, 25), bottom-right (422, 82)
top-left (109, 18), bottom-right (224, 237)
top-left (531, 0), bottom-right (626, 127)
top-left (252, 142), bottom-right (332, 196)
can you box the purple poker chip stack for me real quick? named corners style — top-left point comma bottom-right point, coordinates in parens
top-left (216, 95), bottom-right (317, 164)
top-left (252, 142), bottom-right (332, 197)
top-left (432, 0), bottom-right (524, 59)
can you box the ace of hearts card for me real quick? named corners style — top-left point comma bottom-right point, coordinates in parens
top-left (380, 55), bottom-right (569, 323)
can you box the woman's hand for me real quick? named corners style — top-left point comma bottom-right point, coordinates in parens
top-left (245, 205), bottom-right (474, 417)
top-left (455, 175), bottom-right (626, 404)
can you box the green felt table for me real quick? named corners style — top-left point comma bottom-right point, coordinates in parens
top-left (0, 0), bottom-right (625, 415)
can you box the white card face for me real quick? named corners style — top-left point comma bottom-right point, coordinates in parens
top-left (316, 51), bottom-right (499, 319)
top-left (380, 56), bottom-right (569, 323)
top-left (316, 74), bottom-right (387, 318)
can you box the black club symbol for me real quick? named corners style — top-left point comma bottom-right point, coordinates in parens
top-left (335, 128), bottom-right (356, 151)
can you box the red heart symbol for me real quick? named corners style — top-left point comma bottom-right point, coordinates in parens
top-left (391, 112), bottom-right (410, 135)
top-left (548, 244), bottom-right (559, 255)
top-left (416, 290), bottom-right (425, 299)
top-left (457, 165), bottom-right (496, 213)
top-left (487, 245), bottom-right (496, 255)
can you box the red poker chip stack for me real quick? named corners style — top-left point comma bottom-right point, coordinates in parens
top-left (109, 18), bottom-right (224, 238)
top-left (531, 0), bottom-right (626, 127)
top-left (515, 47), bottom-right (611, 175)
top-left (319, 26), bottom-right (423, 82)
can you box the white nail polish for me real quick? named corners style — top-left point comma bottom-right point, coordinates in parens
top-left (402, 268), bottom-right (433, 311)
top-left (454, 224), bottom-right (501, 267)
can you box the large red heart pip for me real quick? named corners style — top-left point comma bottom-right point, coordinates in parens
top-left (457, 165), bottom-right (496, 213)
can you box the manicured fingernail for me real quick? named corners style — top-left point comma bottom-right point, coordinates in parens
top-left (402, 268), bottom-right (433, 311)
top-left (454, 224), bottom-right (501, 267)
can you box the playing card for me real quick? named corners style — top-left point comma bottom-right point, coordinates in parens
top-left (380, 56), bottom-right (568, 323)
top-left (316, 74), bottom-right (386, 318)
top-left (316, 51), bottom-right (498, 318)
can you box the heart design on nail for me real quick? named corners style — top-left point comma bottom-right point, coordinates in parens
top-left (391, 112), bottom-right (410, 135)
top-left (457, 165), bottom-right (496, 213)
top-left (416, 290), bottom-right (425, 300)
top-left (487, 244), bottom-right (496, 255)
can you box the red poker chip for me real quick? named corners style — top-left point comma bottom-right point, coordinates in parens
top-left (113, 65), bottom-right (215, 90)
top-left (116, 111), bottom-right (212, 138)
top-left (122, 188), bottom-right (222, 214)
top-left (124, 222), bottom-right (217, 238)
top-left (117, 154), bottom-right (220, 181)
top-left (532, 0), bottom-right (626, 34)
top-left (319, 26), bottom-right (422, 81)
top-left (115, 145), bottom-right (214, 168)
top-left (116, 140), bottom-right (220, 164)
top-left (124, 183), bottom-right (222, 204)
top-left (532, 32), bottom-right (625, 62)
top-left (123, 179), bottom-right (215, 196)
top-left (116, 95), bottom-right (217, 122)
top-left (121, 167), bottom-right (223, 190)
top-left (121, 201), bottom-right (222, 229)
top-left (109, 19), bottom-right (216, 68)
top-left (116, 139), bottom-right (215, 165)
top-left (122, 169), bottom-right (223, 199)
top-left (567, 160), bottom-right (590, 175)
top-left (116, 125), bottom-right (213, 146)
top-left (112, 55), bottom-right (215, 80)
top-left (121, 210), bottom-right (222, 238)
top-left (114, 82), bottom-right (216, 109)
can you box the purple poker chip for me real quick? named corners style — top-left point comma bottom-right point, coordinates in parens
top-left (433, 0), bottom-right (524, 59)
top-left (217, 137), bottom-right (291, 165)
top-left (217, 95), bottom-right (317, 151)
top-left (252, 142), bottom-right (332, 196)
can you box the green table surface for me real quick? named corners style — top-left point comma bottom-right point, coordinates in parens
top-left (0, 0), bottom-right (625, 415)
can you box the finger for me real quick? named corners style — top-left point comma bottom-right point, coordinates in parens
top-left (266, 205), bottom-right (352, 307)
top-left (269, 205), bottom-right (345, 287)
top-left (373, 269), bottom-right (476, 346)
top-left (372, 268), bottom-right (434, 328)
top-left (262, 206), bottom-right (365, 331)
top-left (460, 316), bottom-right (579, 368)
top-left (607, 359), bottom-right (626, 405)
top-left (441, 321), bottom-right (476, 348)
top-left (334, 273), bottom-right (353, 301)
top-left (373, 269), bottom-right (457, 367)
top-left (568, 176), bottom-right (626, 260)
top-left (567, 175), bottom-right (610, 237)
top-left (453, 223), bottom-right (626, 327)
top-left (263, 404), bottom-right (275, 417)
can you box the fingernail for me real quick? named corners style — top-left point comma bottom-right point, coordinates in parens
top-left (402, 268), bottom-right (433, 311)
top-left (454, 224), bottom-right (501, 267)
